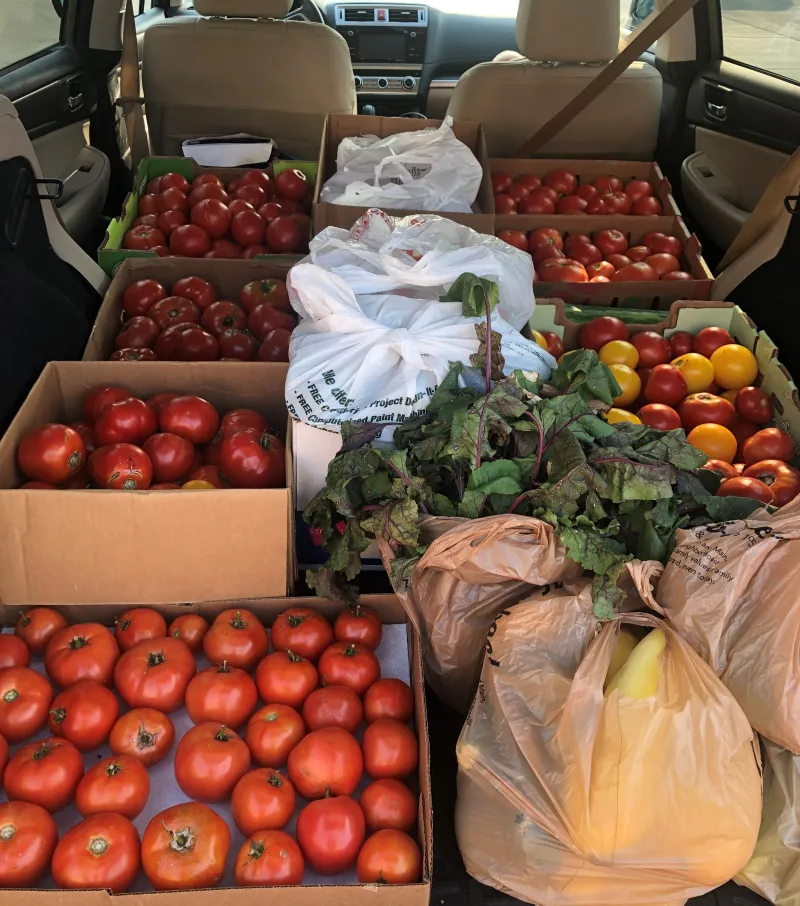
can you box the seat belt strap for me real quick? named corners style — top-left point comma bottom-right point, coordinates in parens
top-left (513, 0), bottom-right (700, 158)
top-left (116, 0), bottom-right (150, 167)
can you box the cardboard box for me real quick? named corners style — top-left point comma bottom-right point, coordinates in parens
top-left (312, 114), bottom-right (494, 235)
top-left (0, 594), bottom-right (432, 905)
top-left (490, 157), bottom-right (681, 218)
top-left (0, 362), bottom-right (294, 605)
top-left (531, 299), bottom-right (800, 448)
top-left (500, 214), bottom-right (713, 309)
top-left (84, 257), bottom-right (296, 362)
top-left (98, 156), bottom-right (317, 276)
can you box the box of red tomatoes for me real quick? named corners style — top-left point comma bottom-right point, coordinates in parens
top-left (0, 593), bottom-right (432, 904)
top-left (98, 156), bottom-right (318, 276)
top-left (0, 361), bottom-right (295, 605)
top-left (84, 258), bottom-right (297, 364)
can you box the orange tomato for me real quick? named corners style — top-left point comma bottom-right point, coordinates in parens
top-left (710, 344), bottom-right (758, 390)
top-left (599, 340), bottom-right (639, 369)
top-left (670, 352), bottom-right (715, 394)
top-left (686, 424), bottom-right (738, 463)
top-left (609, 364), bottom-right (641, 408)
top-left (605, 408), bottom-right (641, 425)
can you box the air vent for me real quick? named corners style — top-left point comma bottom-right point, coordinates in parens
top-left (343, 7), bottom-right (374, 21)
top-left (387, 7), bottom-right (418, 21)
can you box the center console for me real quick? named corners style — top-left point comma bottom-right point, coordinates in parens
top-left (333, 5), bottom-right (428, 113)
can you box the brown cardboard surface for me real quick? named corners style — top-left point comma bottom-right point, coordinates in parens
top-left (313, 113), bottom-right (494, 234)
top-left (0, 362), bottom-right (294, 605)
top-left (0, 595), bottom-right (432, 905)
top-left (84, 257), bottom-right (296, 362)
top-left (489, 157), bottom-right (681, 218)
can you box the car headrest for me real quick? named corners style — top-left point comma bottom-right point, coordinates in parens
top-left (516, 0), bottom-right (621, 63)
top-left (194, 0), bottom-right (293, 19)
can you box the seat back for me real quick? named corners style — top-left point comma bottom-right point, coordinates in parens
top-left (448, 0), bottom-right (662, 159)
top-left (142, 0), bottom-right (356, 161)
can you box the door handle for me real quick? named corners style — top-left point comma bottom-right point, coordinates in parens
top-left (67, 92), bottom-right (83, 112)
top-left (706, 101), bottom-right (727, 121)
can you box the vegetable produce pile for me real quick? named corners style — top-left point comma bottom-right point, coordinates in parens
top-left (0, 604), bottom-right (421, 891)
top-left (305, 276), bottom-right (785, 617)
top-left (496, 226), bottom-right (691, 284)
top-left (123, 168), bottom-right (311, 258)
top-left (16, 388), bottom-right (284, 490)
top-left (114, 274), bottom-right (294, 362)
top-left (492, 168), bottom-right (664, 216)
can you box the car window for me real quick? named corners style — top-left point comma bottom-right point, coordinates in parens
top-left (721, 0), bottom-right (800, 84)
top-left (0, 0), bottom-right (63, 72)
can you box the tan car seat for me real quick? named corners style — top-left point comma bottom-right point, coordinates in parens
top-left (142, 0), bottom-right (356, 161)
top-left (447, 0), bottom-right (662, 159)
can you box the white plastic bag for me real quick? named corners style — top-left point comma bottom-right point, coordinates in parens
top-left (319, 118), bottom-right (483, 213)
top-left (284, 262), bottom-right (555, 434)
top-left (307, 210), bottom-right (535, 330)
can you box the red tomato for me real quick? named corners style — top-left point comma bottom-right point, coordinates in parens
top-left (594, 229), bottom-right (628, 257)
top-left (540, 330), bottom-right (564, 359)
top-left (570, 243), bottom-right (603, 267)
top-left (133, 214), bottom-right (159, 228)
top-left (52, 813), bottom-right (140, 893)
top-left (142, 802), bottom-right (230, 890)
top-left (188, 198), bottom-right (230, 238)
top-left (239, 277), bottom-right (290, 314)
top-left (112, 346), bottom-right (158, 361)
top-left (318, 642), bottom-right (381, 696)
top-left (592, 175), bottom-right (624, 193)
top-left (302, 686), bottom-right (363, 733)
top-left (564, 232), bottom-right (592, 251)
top-left (246, 704), bottom-right (306, 768)
top-left (517, 191), bottom-right (555, 215)
top-left (625, 179), bottom-right (654, 201)
top-left (334, 604), bottom-right (383, 650)
top-left (175, 721), bottom-right (250, 801)
top-left (75, 754), bottom-right (150, 819)
top-left (109, 707), bottom-right (175, 766)
top-left (207, 238), bottom-right (242, 259)
top-left (218, 328), bottom-right (257, 360)
top-left (111, 607), bottom-right (167, 653)
top-left (491, 172), bottom-right (512, 193)
top-left (89, 443), bottom-right (153, 490)
top-left (678, 393), bottom-right (735, 431)
top-left (123, 225), bottom-right (166, 250)
top-left (632, 196), bottom-right (663, 215)
top-left (626, 245), bottom-right (651, 263)
top-left (612, 262), bottom-right (658, 282)
top-left (157, 187), bottom-right (189, 215)
top-left (543, 168), bottom-right (577, 196)
top-left (159, 395), bottom-right (220, 444)
top-left (201, 300), bottom-right (247, 337)
top-left (192, 173), bottom-right (224, 189)
top-left (296, 795), bottom-right (365, 875)
top-left (644, 232), bottom-right (682, 256)
top-left (288, 727), bottom-right (363, 799)
top-left (497, 229), bottom-right (527, 251)
top-left (743, 459), bottom-right (800, 490)
top-left (188, 183), bottom-right (230, 208)
top-left (94, 397), bottom-right (157, 447)
top-left (493, 194), bottom-right (517, 214)
top-left (171, 276), bottom-right (216, 309)
top-left (661, 270), bottom-right (693, 281)
top-left (257, 328), bottom-right (292, 363)
top-left (585, 197), bottom-right (609, 214)
top-left (0, 801), bottom-right (58, 887)
top-left (17, 424), bottom-right (86, 484)
top-left (45, 623), bottom-right (119, 687)
top-left (579, 316), bottom-right (629, 351)
top-left (630, 331), bottom-right (671, 368)
top-left (360, 778), bottom-right (417, 833)
top-left (186, 662), bottom-right (258, 729)
top-left (148, 295), bottom-right (201, 331)
top-left (141, 433), bottom-right (195, 483)
top-left (115, 631), bottom-right (195, 709)
top-left (668, 331), bottom-right (693, 358)
top-left (156, 210), bottom-right (187, 237)
top-left (168, 613), bottom-right (208, 654)
top-left (241, 169), bottom-right (273, 193)
top-left (555, 195), bottom-right (588, 215)
top-left (0, 634), bottom-right (30, 669)
top-left (272, 607), bottom-right (334, 662)
top-left (636, 403), bottom-right (681, 431)
top-left (231, 768), bottom-right (295, 836)
top-left (116, 315), bottom-right (159, 350)
top-left (587, 261), bottom-right (615, 280)
top-left (703, 459), bottom-right (739, 480)
top-left (256, 651), bottom-right (318, 710)
top-left (255, 201), bottom-right (285, 225)
top-left (357, 829), bottom-right (422, 884)
top-left (221, 408), bottom-right (271, 436)
top-left (234, 830), bottom-right (304, 887)
top-left (4, 737), bottom-right (83, 812)
top-left (228, 210), bottom-right (264, 247)
top-left (137, 193), bottom-right (160, 215)
top-left (170, 224), bottom-right (211, 257)
top-left (15, 608), bottom-right (67, 655)
top-left (506, 183), bottom-right (529, 205)
top-left (644, 364), bottom-right (687, 406)
top-left (743, 427), bottom-right (794, 465)
top-left (537, 259), bottom-right (588, 283)
top-left (220, 427), bottom-right (285, 488)
top-left (275, 168), bottom-right (309, 201)
top-left (48, 680), bottom-right (119, 751)
top-left (267, 216), bottom-right (306, 253)
top-left (717, 476), bottom-right (774, 504)
top-left (248, 303), bottom-right (296, 340)
top-left (362, 719), bottom-right (418, 779)
top-left (123, 279), bottom-right (167, 318)
top-left (0, 666), bottom-right (53, 742)
top-left (735, 386), bottom-right (773, 424)
top-left (172, 324), bottom-right (220, 361)
top-left (514, 174), bottom-right (541, 192)
top-left (532, 246), bottom-right (564, 268)
top-left (234, 185), bottom-right (268, 209)
top-left (242, 244), bottom-right (269, 258)
top-left (203, 608), bottom-right (269, 671)
top-left (575, 184), bottom-right (598, 201)
top-left (65, 424), bottom-right (96, 459)
top-left (228, 198), bottom-right (255, 217)
top-left (599, 192), bottom-right (632, 215)
top-left (159, 172), bottom-right (190, 193)
top-left (145, 391), bottom-right (180, 415)
top-left (363, 679), bottom-right (414, 724)
top-left (729, 415), bottom-right (759, 459)
top-left (186, 464), bottom-right (230, 488)
top-left (605, 254), bottom-right (630, 271)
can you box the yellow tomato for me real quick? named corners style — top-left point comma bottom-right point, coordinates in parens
top-left (710, 344), bottom-right (758, 390)
top-left (605, 408), bottom-right (642, 425)
top-left (182, 480), bottom-right (216, 490)
top-left (671, 352), bottom-right (715, 394)
top-left (686, 423), bottom-right (737, 463)
top-left (609, 364), bottom-right (642, 408)
top-left (599, 340), bottom-right (639, 370)
top-left (530, 330), bottom-right (548, 350)
top-left (721, 389), bottom-right (739, 405)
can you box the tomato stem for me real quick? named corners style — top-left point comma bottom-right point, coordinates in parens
top-left (18, 614), bottom-right (30, 628)
top-left (286, 650), bottom-right (303, 663)
top-left (246, 840), bottom-right (265, 863)
top-left (0, 825), bottom-right (15, 842)
top-left (218, 660), bottom-right (231, 674)
top-left (106, 761), bottom-right (122, 776)
top-left (165, 824), bottom-right (195, 853)
top-left (2, 689), bottom-right (19, 704)
top-left (33, 741), bottom-right (53, 760)
top-left (147, 650), bottom-right (166, 668)
top-left (264, 711), bottom-right (279, 722)
top-left (287, 614), bottom-right (305, 628)
top-left (137, 725), bottom-right (156, 749)
top-left (116, 618), bottom-right (132, 632)
top-left (231, 612), bottom-right (247, 630)
top-left (87, 835), bottom-right (110, 857)
top-left (69, 636), bottom-right (89, 650)
top-left (349, 604), bottom-right (364, 618)
top-left (343, 644), bottom-right (358, 658)
top-left (50, 707), bottom-right (66, 724)
top-left (214, 725), bottom-right (231, 742)
top-left (267, 771), bottom-right (283, 787)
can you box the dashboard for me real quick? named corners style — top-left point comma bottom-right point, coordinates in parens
top-left (319, 1), bottom-right (518, 115)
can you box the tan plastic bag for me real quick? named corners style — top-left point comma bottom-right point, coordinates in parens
top-left (456, 572), bottom-right (763, 906)
top-left (655, 497), bottom-right (800, 753)
top-left (381, 514), bottom-right (582, 712)
top-left (737, 742), bottom-right (800, 906)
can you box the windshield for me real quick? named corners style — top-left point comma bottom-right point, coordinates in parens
top-left (427, 0), bottom-right (635, 23)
